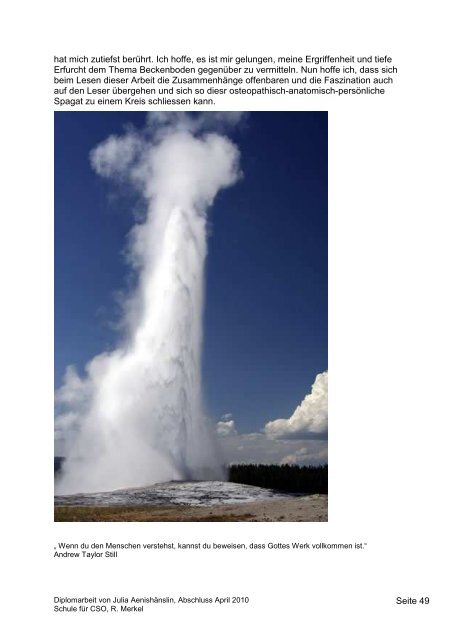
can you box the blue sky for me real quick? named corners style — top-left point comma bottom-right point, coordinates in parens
top-left (55, 111), bottom-right (327, 437)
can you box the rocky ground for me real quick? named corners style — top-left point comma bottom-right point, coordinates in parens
top-left (54, 494), bottom-right (327, 522)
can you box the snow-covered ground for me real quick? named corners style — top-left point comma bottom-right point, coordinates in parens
top-left (54, 481), bottom-right (293, 507)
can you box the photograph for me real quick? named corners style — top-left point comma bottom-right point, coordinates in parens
top-left (54, 111), bottom-right (328, 522)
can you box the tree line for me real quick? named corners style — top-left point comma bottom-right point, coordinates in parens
top-left (228, 464), bottom-right (328, 494)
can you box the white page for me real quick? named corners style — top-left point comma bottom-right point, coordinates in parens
top-left (3, 2), bottom-right (450, 637)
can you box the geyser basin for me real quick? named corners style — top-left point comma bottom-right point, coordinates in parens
top-left (54, 481), bottom-right (293, 507)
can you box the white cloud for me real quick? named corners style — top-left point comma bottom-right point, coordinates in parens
top-left (219, 432), bottom-right (327, 466)
top-left (280, 447), bottom-right (309, 464)
top-left (264, 371), bottom-right (328, 440)
top-left (216, 414), bottom-right (237, 437)
top-left (216, 420), bottom-right (237, 437)
top-left (214, 409), bottom-right (327, 464)
top-left (280, 446), bottom-right (327, 465)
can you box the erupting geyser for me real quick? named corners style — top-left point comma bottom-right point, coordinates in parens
top-left (55, 112), bottom-right (243, 494)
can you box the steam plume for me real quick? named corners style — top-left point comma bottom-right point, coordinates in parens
top-left (55, 112), bottom-right (242, 494)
